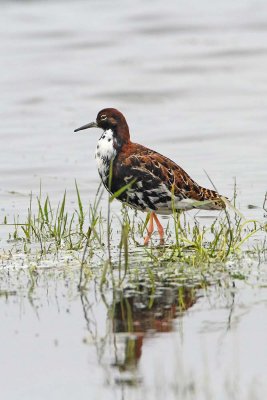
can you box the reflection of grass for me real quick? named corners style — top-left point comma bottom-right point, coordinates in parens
top-left (1, 188), bottom-right (266, 400)
top-left (1, 184), bottom-right (267, 283)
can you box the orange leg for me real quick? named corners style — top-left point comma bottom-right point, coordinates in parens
top-left (144, 213), bottom-right (154, 246)
top-left (144, 212), bottom-right (165, 245)
top-left (153, 213), bottom-right (165, 245)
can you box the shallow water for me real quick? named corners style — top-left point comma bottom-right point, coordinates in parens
top-left (1, 0), bottom-right (267, 219)
top-left (1, 0), bottom-right (267, 399)
top-left (1, 257), bottom-right (267, 400)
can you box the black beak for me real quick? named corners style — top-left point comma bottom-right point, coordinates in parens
top-left (74, 121), bottom-right (98, 132)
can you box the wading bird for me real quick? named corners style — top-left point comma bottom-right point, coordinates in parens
top-left (75, 108), bottom-right (225, 245)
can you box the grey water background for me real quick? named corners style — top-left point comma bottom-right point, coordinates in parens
top-left (1, 0), bottom-right (267, 399)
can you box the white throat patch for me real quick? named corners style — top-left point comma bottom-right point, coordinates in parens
top-left (95, 129), bottom-right (116, 182)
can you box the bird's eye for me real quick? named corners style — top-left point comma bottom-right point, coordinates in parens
top-left (100, 114), bottom-right (107, 120)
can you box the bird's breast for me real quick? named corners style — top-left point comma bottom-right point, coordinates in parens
top-left (95, 129), bottom-right (117, 184)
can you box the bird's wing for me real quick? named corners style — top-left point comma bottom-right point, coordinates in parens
top-left (113, 144), bottom-right (225, 210)
top-left (115, 145), bottom-right (203, 200)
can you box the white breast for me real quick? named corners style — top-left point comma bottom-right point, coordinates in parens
top-left (95, 129), bottom-right (117, 182)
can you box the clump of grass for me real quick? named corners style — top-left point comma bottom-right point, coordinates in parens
top-left (1, 183), bottom-right (266, 288)
top-left (2, 183), bottom-right (104, 257)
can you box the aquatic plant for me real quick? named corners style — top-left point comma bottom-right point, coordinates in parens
top-left (1, 183), bottom-right (266, 286)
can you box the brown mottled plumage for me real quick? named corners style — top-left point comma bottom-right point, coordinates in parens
top-left (74, 108), bottom-right (226, 244)
top-left (113, 142), bottom-right (225, 212)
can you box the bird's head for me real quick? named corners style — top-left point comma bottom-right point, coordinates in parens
top-left (74, 108), bottom-right (130, 145)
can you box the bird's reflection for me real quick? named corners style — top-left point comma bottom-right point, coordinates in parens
top-left (111, 284), bottom-right (198, 374)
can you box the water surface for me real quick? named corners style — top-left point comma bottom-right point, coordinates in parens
top-left (1, 0), bottom-right (267, 399)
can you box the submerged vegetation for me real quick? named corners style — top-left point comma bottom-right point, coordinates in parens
top-left (1, 183), bottom-right (266, 287)
top-left (1, 185), bottom-right (267, 395)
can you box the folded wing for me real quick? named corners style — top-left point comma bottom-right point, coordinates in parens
top-left (112, 143), bottom-right (225, 213)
